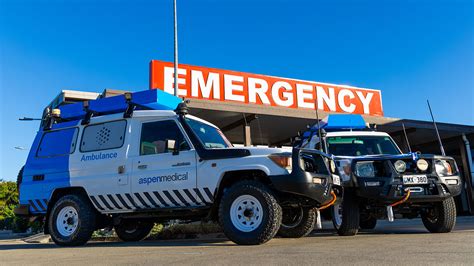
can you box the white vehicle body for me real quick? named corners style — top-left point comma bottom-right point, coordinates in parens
top-left (17, 89), bottom-right (339, 246)
top-left (67, 110), bottom-right (288, 214)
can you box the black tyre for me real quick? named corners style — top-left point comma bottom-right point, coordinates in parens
top-left (421, 197), bottom-right (456, 233)
top-left (48, 194), bottom-right (96, 246)
top-left (115, 219), bottom-right (154, 242)
top-left (278, 207), bottom-right (316, 238)
top-left (331, 191), bottom-right (359, 236)
top-left (218, 180), bottom-right (282, 245)
top-left (359, 216), bottom-right (377, 230)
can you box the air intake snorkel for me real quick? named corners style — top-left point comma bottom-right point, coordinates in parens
top-left (175, 99), bottom-right (189, 117)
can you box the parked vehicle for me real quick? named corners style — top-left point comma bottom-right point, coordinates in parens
top-left (15, 89), bottom-right (340, 246)
top-left (298, 114), bottom-right (462, 236)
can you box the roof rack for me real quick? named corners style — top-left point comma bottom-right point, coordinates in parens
top-left (48, 89), bottom-right (182, 128)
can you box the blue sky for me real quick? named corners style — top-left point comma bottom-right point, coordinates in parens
top-left (0, 0), bottom-right (473, 180)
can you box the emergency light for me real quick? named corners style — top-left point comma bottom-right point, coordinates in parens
top-left (311, 114), bottom-right (367, 131)
top-left (301, 114), bottom-right (368, 140)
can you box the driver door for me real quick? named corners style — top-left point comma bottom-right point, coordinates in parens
top-left (130, 119), bottom-right (198, 209)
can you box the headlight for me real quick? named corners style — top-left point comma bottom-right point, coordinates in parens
top-left (336, 159), bottom-right (352, 182)
top-left (355, 161), bottom-right (375, 177)
top-left (394, 160), bottom-right (406, 173)
top-left (269, 154), bottom-right (292, 171)
top-left (435, 160), bottom-right (453, 176)
top-left (416, 159), bottom-right (429, 172)
top-left (330, 160), bottom-right (336, 173)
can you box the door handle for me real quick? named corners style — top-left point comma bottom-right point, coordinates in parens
top-left (137, 164), bottom-right (148, 169)
top-left (172, 162), bottom-right (191, 167)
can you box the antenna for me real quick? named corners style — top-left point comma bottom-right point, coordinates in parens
top-left (402, 123), bottom-right (412, 153)
top-left (19, 117), bottom-right (42, 121)
top-left (427, 100), bottom-right (446, 156)
top-left (314, 101), bottom-right (323, 152)
top-left (173, 0), bottom-right (179, 96)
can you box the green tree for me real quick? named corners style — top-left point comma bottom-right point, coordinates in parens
top-left (0, 180), bottom-right (20, 224)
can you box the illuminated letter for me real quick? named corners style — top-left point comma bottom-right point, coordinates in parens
top-left (224, 74), bottom-right (245, 102)
top-left (191, 70), bottom-right (220, 99)
top-left (271, 81), bottom-right (294, 107)
top-left (248, 77), bottom-right (270, 105)
top-left (316, 86), bottom-right (336, 111)
top-left (338, 89), bottom-right (356, 113)
top-left (164, 67), bottom-right (187, 96)
top-left (296, 84), bottom-right (315, 109)
top-left (356, 91), bottom-right (374, 114)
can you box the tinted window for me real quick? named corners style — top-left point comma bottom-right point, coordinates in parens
top-left (185, 118), bottom-right (231, 149)
top-left (37, 128), bottom-right (78, 157)
top-left (140, 120), bottom-right (190, 155)
top-left (327, 136), bottom-right (400, 156)
top-left (80, 120), bottom-right (127, 152)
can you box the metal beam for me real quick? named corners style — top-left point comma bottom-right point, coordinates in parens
top-left (221, 114), bottom-right (257, 132)
top-left (388, 127), bottom-right (417, 137)
top-left (270, 137), bottom-right (292, 147)
top-left (411, 134), bottom-right (466, 151)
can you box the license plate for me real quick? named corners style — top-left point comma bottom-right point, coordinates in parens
top-left (332, 175), bottom-right (341, 186)
top-left (403, 175), bottom-right (428, 184)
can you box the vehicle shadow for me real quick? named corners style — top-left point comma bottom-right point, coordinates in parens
top-left (0, 237), bottom-right (235, 250)
top-left (2, 217), bottom-right (472, 250)
top-left (309, 228), bottom-right (430, 237)
top-left (310, 216), bottom-right (474, 237)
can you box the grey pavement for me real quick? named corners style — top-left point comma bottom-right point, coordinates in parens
top-left (0, 216), bottom-right (473, 265)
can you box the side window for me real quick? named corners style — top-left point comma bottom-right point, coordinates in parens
top-left (80, 120), bottom-right (127, 152)
top-left (37, 128), bottom-right (78, 157)
top-left (140, 120), bottom-right (190, 156)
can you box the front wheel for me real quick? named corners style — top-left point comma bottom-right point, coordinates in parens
top-left (48, 194), bottom-right (96, 246)
top-left (115, 219), bottom-right (154, 242)
top-left (421, 197), bottom-right (456, 233)
top-left (219, 180), bottom-right (282, 245)
top-left (278, 207), bottom-right (316, 238)
top-left (331, 191), bottom-right (359, 236)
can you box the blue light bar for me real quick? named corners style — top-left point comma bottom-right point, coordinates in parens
top-left (310, 114), bottom-right (367, 131)
top-left (59, 89), bottom-right (182, 120)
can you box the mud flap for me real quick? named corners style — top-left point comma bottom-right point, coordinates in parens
top-left (316, 209), bottom-right (322, 229)
top-left (387, 205), bottom-right (394, 222)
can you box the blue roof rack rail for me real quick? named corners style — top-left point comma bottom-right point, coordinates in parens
top-left (53, 89), bottom-right (182, 126)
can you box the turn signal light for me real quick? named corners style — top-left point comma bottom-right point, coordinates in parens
top-left (268, 154), bottom-right (292, 171)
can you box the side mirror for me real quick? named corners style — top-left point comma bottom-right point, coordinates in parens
top-left (166, 139), bottom-right (178, 155)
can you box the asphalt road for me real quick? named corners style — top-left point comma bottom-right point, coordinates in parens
top-left (1, 217), bottom-right (473, 266)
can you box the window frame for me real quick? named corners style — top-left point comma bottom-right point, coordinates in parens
top-left (139, 118), bottom-right (192, 156)
top-left (36, 127), bottom-right (79, 158)
top-left (79, 119), bottom-right (128, 153)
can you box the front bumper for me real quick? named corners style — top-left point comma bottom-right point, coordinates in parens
top-left (355, 174), bottom-right (462, 204)
top-left (269, 148), bottom-right (339, 205)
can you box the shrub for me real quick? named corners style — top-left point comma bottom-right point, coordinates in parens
top-left (0, 179), bottom-right (31, 232)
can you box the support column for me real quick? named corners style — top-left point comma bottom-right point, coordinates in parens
top-left (244, 125), bottom-right (252, 147)
top-left (460, 134), bottom-right (473, 214)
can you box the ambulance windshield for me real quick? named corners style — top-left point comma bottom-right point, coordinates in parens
top-left (186, 118), bottom-right (232, 149)
top-left (326, 136), bottom-right (401, 156)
